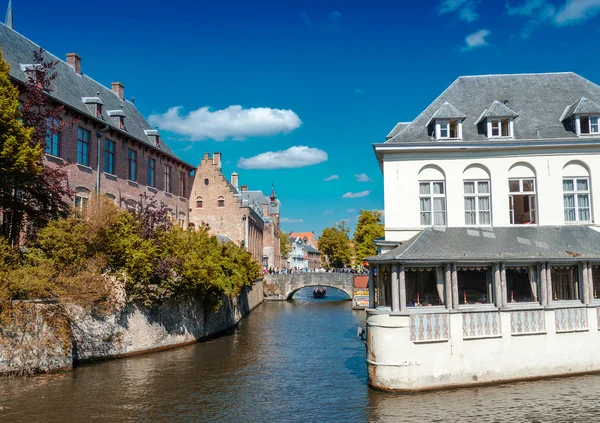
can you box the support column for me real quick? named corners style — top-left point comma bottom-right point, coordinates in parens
top-left (500, 263), bottom-right (507, 307)
top-left (451, 264), bottom-right (459, 308)
top-left (546, 263), bottom-right (553, 302)
top-left (368, 265), bottom-right (375, 309)
top-left (588, 263), bottom-right (595, 301)
top-left (399, 264), bottom-right (407, 312)
top-left (540, 263), bottom-right (547, 306)
top-left (494, 264), bottom-right (503, 308)
top-left (445, 264), bottom-right (453, 309)
top-left (582, 262), bottom-right (591, 304)
top-left (391, 265), bottom-right (400, 312)
top-left (375, 265), bottom-right (381, 307)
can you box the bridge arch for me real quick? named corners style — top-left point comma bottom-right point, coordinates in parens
top-left (263, 273), bottom-right (356, 301)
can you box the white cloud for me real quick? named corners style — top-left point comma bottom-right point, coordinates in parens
top-left (280, 217), bottom-right (304, 223)
top-left (461, 29), bottom-right (491, 52)
top-left (148, 105), bottom-right (301, 141)
top-left (330, 10), bottom-right (342, 20)
top-left (354, 89), bottom-right (364, 95)
top-left (238, 146), bottom-right (328, 170)
top-left (324, 174), bottom-right (339, 181)
top-left (506, 0), bottom-right (549, 16)
top-left (301, 12), bottom-right (312, 26)
top-left (342, 190), bottom-right (371, 199)
top-left (555, 0), bottom-right (600, 25)
top-left (439, 0), bottom-right (479, 21)
top-left (324, 210), bottom-right (335, 214)
top-left (347, 208), bottom-right (356, 213)
top-left (355, 173), bottom-right (373, 182)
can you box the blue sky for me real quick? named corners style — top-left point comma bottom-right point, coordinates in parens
top-left (6, 0), bottom-right (600, 236)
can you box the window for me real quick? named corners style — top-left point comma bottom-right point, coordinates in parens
top-left (551, 265), bottom-right (580, 301)
top-left (196, 198), bottom-right (203, 208)
top-left (563, 178), bottom-right (591, 223)
top-left (419, 181), bottom-right (446, 226)
top-left (77, 127), bottom-right (90, 166)
top-left (405, 268), bottom-right (444, 306)
top-left (509, 178), bottom-right (536, 224)
top-left (457, 267), bottom-right (493, 305)
top-left (438, 119), bottom-right (459, 139)
top-left (506, 266), bottom-right (538, 303)
top-left (204, 178), bottom-right (209, 186)
top-left (104, 139), bottom-right (115, 174)
top-left (119, 116), bottom-right (125, 130)
top-left (218, 196), bottom-right (225, 208)
top-left (96, 104), bottom-right (102, 118)
top-left (178, 171), bottom-right (186, 196)
top-left (580, 116), bottom-right (600, 135)
top-left (164, 165), bottom-right (172, 192)
top-left (178, 212), bottom-right (186, 228)
top-left (464, 180), bottom-right (491, 226)
top-left (489, 118), bottom-right (510, 137)
top-left (147, 158), bottom-right (156, 187)
top-left (128, 149), bottom-right (137, 181)
top-left (74, 187), bottom-right (90, 212)
top-left (591, 265), bottom-right (600, 300)
top-left (45, 118), bottom-right (60, 157)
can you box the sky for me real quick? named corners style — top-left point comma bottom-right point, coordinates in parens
top-left (5, 0), bottom-right (600, 236)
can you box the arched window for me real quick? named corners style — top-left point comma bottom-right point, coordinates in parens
top-left (418, 166), bottom-right (446, 226)
top-left (196, 197), bottom-right (203, 208)
top-left (563, 161), bottom-right (591, 223)
top-left (508, 163), bottom-right (537, 225)
top-left (74, 187), bottom-right (90, 211)
top-left (217, 196), bottom-right (225, 208)
top-left (463, 164), bottom-right (491, 226)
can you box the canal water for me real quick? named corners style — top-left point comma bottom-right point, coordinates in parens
top-left (2, 288), bottom-right (600, 422)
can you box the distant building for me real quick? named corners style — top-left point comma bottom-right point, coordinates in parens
top-left (290, 231), bottom-right (317, 249)
top-left (288, 236), bottom-right (321, 269)
top-left (188, 153), bottom-right (281, 266)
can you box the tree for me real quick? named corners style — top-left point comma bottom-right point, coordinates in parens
top-left (0, 48), bottom-right (40, 245)
top-left (318, 221), bottom-right (352, 268)
top-left (353, 210), bottom-right (384, 265)
top-left (279, 231), bottom-right (291, 261)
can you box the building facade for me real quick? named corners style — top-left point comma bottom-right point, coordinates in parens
top-left (188, 153), bottom-right (281, 266)
top-left (1, 22), bottom-right (194, 224)
top-left (366, 72), bottom-right (600, 392)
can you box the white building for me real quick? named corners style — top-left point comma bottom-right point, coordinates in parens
top-left (366, 72), bottom-right (600, 392)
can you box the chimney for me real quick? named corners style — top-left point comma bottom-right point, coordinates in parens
top-left (240, 185), bottom-right (248, 192)
top-left (231, 172), bottom-right (239, 189)
top-left (111, 82), bottom-right (124, 101)
top-left (66, 53), bottom-right (81, 75)
top-left (213, 152), bottom-right (222, 169)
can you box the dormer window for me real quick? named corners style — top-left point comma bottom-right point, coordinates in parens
top-left (490, 118), bottom-right (511, 137)
top-left (428, 102), bottom-right (466, 140)
top-left (107, 110), bottom-right (126, 131)
top-left (144, 129), bottom-right (161, 149)
top-left (82, 97), bottom-right (104, 120)
top-left (579, 116), bottom-right (599, 135)
top-left (96, 104), bottom-right (102, 118)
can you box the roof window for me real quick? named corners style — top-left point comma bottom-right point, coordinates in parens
top-left (475, 101), bottom-right (517, 139)
top-left (579, 116), bottom-right (599, 135)
top-left (428, 102), bottom-right (466, 140)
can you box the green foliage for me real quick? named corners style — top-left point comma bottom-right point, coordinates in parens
top-left (279, 231), bottom-right (291, 259)
top-left (318, 222), bottom-right (352, 268)
top-left (353, 210), bottom-right (384, 264)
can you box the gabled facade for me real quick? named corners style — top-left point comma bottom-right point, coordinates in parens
top-left (366, 72), bottom-right (600, 392)
top-left (0, 22), bottom-right (194, 224)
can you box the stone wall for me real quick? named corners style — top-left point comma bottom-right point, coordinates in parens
top-left (263, 273), bottom-right (355, 300)
top-left (0, 280), bottom-right (263, 375)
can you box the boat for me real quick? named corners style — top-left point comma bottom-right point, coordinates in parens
top-left (313, 287), bottom-right (327, 298)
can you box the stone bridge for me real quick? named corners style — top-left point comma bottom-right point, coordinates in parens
top-left (263, 273), bottom-right (355, 300)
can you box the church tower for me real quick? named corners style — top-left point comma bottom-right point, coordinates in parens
top-left (5, 0), bottom-right (13, 29)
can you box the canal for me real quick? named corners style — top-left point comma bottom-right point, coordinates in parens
top-left (2, 288), bottom-right (600, 422)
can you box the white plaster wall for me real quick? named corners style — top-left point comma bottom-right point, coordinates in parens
top-left (383, 147), bottom-right (600, 242)
top-left (366, 307), bottom-right (600, 391)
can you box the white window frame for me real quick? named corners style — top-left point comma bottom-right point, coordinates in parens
top-left (436, 119), bottom-right (461, 140)
top-left (509, 178), bottom-right (537, 225)
top-left (577, 115), bottom-right (600, 135)
top-left (464, 180), bottom-right (491, 226)
top-left (419, 181), bottom-right (446, 226)
top-left (487, 118), bottom-right (513, 138)
top-left (563, 177), bottom-right (592, 223)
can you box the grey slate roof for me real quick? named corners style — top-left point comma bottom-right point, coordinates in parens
top-left (367, 226), bottom-right (600, 263)
top-left (0, 23), bottom-right (192, 168)
top-left (426, 102), bottom-right (466, 125)
top-left (484, 100), bottom-right (519, 118)
top-left (386, 122), bottom-right (411, 139)
top-left (561, 97), bottom-right (600, 121)
top-left (302, 244), bottom-right (321, 254)
top-left (386, 73), bottom-right (600, 143)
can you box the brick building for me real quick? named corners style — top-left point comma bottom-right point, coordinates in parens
top-left (189, 153), bottom-right (281, 267)
top-left (1, 21), bottom-right (194, 223)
